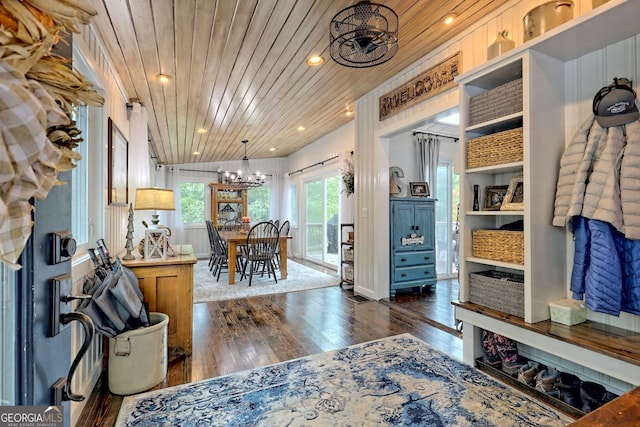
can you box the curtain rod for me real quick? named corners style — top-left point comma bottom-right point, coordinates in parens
top-left (172, 168), bottom-right (272, 177)
top-left (288, 154), bottom-right (340, 176)
top-left (412, 131), bottom-right (458, 142)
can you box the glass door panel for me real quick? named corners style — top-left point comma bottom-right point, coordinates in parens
top-left (435, 164), bottom-right (459, 278)
top-left (305, 179), bottom-right (323, 261)
top-left (304, 175), bottom-right (340, 267)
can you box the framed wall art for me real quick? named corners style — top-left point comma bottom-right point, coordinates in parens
top-left (501, 176), bottom-right (524, 211)
top-left (409, 182), bottom-right (430, 197)
top-left (484, 185), bottom-right (509, 210)
top-left (107, 117), bottom-right (129, 205)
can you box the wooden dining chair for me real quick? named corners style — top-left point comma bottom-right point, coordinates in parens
top-left (273, 220), bottom-right (290, 271)
top-left (240, 221), bottom-right (280, 286)
top-left (207, 220), bottom-right (227, 278)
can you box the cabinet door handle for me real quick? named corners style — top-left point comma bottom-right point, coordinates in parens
top-left (415, 226), bottom-right (419, 231)
top-left (424, 271), bottom-right (431, 275)
top-left (400, 258), bottom-right (407, 262)
top-left (424, 256), bottom-right (430, 261)
top-left (401, 273), bottom-right (407, 277)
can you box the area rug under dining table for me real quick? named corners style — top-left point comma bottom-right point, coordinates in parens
top-left (193, 259), bottom-right (340, 303)
top-left (116, 334), bottom-right (573, 426)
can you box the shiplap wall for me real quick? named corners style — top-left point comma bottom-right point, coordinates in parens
top-left (69, 22), bottom-right (148, 424)
top-left (353, 0), bottom-right (640, 338)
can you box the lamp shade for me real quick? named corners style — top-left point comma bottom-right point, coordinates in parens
top-left (134, 188), bottom-right (176, 211)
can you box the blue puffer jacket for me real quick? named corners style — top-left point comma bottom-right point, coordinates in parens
top-left (570, 216), bottom-right (640, 316)
top-left (613, 232), bottom-right (640, 315)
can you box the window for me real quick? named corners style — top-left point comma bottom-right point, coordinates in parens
top-left (70, 47), bottom-right (103, 258)
top-left (71, 106), bottom-right (89, 246)
top-left (248, 186), bottom-right (271, 222)
top-left (180, 183), bottom-right (205, 223)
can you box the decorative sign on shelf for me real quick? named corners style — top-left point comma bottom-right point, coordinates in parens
top-left (401, 233), bottom-right (424, 246)
top-left (379, 51), bottom-right (461, 121)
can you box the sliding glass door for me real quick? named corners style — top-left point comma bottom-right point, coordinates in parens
top-left (435, 163), bottom-right (459, 279)
top-left (304, 175), bottom-right (339, 267)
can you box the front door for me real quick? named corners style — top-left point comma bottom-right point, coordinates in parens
top-left (18, 171), bottom-right (75, 426)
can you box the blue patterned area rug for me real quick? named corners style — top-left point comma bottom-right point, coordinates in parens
top-left (116, 334), bottom-right (573, 426)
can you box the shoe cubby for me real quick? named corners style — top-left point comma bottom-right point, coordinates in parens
top-left (475, 357), bottom-right (618, 420)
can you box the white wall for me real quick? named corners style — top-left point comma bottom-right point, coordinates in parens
top-left (355, 0), bottom-right (639, 310)
top-left (69, 23), bottom-right (152, 425)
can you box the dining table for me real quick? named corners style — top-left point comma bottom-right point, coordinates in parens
top-left (219, 229), bottom-right (290, 285)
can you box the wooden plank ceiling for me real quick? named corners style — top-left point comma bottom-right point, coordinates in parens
top-left (89, 0), bottom-right (509, 165)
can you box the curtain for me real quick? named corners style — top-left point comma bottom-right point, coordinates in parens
top-left (416, 133), bottom-right (440, 196)
top-left (165, 167), bottom-right (185, 245)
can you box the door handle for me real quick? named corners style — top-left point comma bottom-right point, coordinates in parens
top-left (60, 312), bottom-right (94, 402)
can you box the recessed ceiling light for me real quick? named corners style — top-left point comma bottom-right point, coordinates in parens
top-left (297, 126), bottom-right (305, 131)
top-left (196, 128), bottom-right (207, 134)
top-left (157, 73), bottom-right (172, 83)
top-left (269, 147), bottom-right (276, 152)
top-left (442, 13), bottom-right (457, 25)
top-left (346, 110), bottom-right (353, 117)
top-left (307, 55), bottom-right (324, 66)
top-left (192, 151), bottom-right (201, 155)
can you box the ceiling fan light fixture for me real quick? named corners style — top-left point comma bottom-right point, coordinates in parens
top-left (329, 1), bottom-right (398, 68)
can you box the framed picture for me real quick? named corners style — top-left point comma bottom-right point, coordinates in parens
top-left (107, 117), bottom-right (129, 205)
top-left (484, 185), bottom-right (509, 210)
top-left (409, 182), bottom-right (430, 197)
top-left (501, 176), bottom-right (524, 211)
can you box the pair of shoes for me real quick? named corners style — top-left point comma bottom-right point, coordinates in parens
top-left (480, 329), bottom-right (501, 368)
top-left (557, 372), bottom-right (582, 408)
top-left (493, 333), bottom-right (525, 375)
top-left (535, 367), bottom-right (559, 394)
top-left (580, 381), bottom-right (607, 413)
top-left (517, 361), bottom-right (541, 386)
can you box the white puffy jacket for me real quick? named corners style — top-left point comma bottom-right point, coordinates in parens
top-left (553, 117), bottom-right (640, 239)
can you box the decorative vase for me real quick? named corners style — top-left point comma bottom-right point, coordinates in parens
top-left (487, 30), bottom-right (515, 60)
top-left (473, 185), bottom-right (480, 211)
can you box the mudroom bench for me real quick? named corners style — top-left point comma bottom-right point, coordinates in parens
top-left (453, 302), bottom-right (640, 383)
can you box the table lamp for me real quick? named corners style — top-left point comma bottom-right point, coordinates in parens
top-left (134, 188), bottom-right (176, 259)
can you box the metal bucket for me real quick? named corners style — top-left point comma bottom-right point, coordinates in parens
top-left (523, 1), bottom-right (574, 42)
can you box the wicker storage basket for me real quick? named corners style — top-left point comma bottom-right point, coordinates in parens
top-left (466, 127), bottom-right (523, 169)
top-left (469, 270), bottom-right (524, 317)
top-left (343, 247), bottom-right (354, 262)
top-left (344, 264), bottom-right (354, 281)
top-left (472, 229), bottom-right (524, 264)
top-left (469, 78), bottom-right (523, 126)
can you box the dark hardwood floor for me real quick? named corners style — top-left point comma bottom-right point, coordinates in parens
top-left (77, 264), bottom-right (461, 427)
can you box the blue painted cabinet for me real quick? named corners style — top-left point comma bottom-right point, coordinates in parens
top-left (390, 198), bottom-right (437, 297)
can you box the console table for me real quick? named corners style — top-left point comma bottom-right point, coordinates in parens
top-left (121, 244), bottom-right (196, 356)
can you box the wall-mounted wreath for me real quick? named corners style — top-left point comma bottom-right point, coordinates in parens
top-left (342, 158), bottom-right (354, 196)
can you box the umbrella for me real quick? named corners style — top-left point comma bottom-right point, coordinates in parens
top-left (78, 261), bottom-right (149, 338)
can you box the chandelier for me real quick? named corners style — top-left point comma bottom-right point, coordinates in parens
top-left (224, 140), bottom-right (265, 188)
top-left (330, 1), bottom-right (399, 68)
